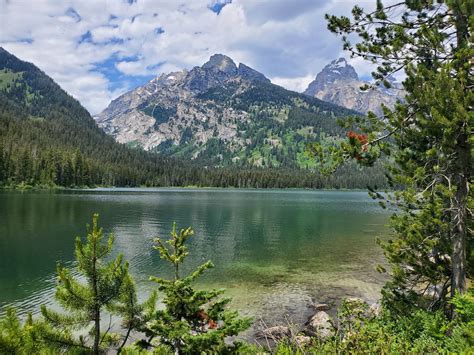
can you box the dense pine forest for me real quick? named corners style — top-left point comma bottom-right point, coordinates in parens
top-left (0, 47), bottom-right (387, 189)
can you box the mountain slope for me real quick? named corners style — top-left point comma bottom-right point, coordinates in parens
top-left (96, 54), bottom-right (357, 169)
top-left (304, 58), bottom-right (404, 114)
top-left (0, 47), bottom-right (196, 187)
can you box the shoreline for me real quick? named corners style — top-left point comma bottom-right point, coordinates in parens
top-left (0, 184), bottom-right (378, 192)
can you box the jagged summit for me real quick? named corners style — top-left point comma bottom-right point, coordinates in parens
top-left (326, 58), bottom-right (359, 79)
top-left (304, 57), bottom-right (404, 114)
top-left (179, 54), bottom-right (270, 92)
top-left (200, 55), bottom-right (269, 83)
top-left (202, 54), bottom-right (237, 74)
top-left (304, 58), bottom-right (359, 97)
top-left (331, 57), bottom-right (347, 67)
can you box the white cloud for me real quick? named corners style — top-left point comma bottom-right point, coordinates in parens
top-left (116, 60), bottom-right (144, 75)
top-left (0, 0), bottom-right (383, 114)
top-left (272, 75), bottom-right (315, 93)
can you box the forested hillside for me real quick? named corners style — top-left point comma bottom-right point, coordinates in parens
top-left (0, 47), bottom-right (184, 187)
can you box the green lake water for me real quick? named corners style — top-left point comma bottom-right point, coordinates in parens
top-left (0, 188), bottom-right (390, 330)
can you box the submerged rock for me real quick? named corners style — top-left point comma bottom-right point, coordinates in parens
top-left (259, 325), bottom-right (291, 340)
top-left (315, 303), bottom-right (330, 311)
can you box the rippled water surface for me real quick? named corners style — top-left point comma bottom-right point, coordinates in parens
top-left (0, 188), bottom-right (390, 328)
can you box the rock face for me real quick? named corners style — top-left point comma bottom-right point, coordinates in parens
top-left (304, 58), bottom-right (404, 115)
top-left (238, 63), bottom-right (271, 83)
top-left (305, 58), bottom-right (359, 95)
top-left (95, 54), bottom-right (356, 168)
top-left (96, 54), bottom-right (262, 152)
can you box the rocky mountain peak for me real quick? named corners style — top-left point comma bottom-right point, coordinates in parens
top-left (202, 53), bottom-right (237, 75)
top-left (183, 54), bottom-right (270, 92)
top-left (303, 57), bottom-right (404, 114)
top-left (304, 58), bottom-right (359, 96)
top-left (325, 58), bottom-right (359, 80)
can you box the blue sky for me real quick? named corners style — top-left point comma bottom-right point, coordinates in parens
top-left (0, 0), bottom-right (380, 114)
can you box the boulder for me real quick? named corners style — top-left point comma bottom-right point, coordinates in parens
top-left (294, 335), bottom-right (312, 347)
top-left (306, 311), bottom-right (335, 340)
top-left (367, 302), bottom-right (382, 318)
top-left (426, 284), bottom-right (443, 299)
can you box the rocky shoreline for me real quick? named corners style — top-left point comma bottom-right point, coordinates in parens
top-left (253, 297), bottom-right (381, 349)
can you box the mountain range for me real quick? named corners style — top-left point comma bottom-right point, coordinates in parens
top-left (96, 55), bottom-right (402, 169)
top-left (96, 54), bottom-right (358, 169)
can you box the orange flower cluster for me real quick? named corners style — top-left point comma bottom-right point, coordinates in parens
top-left (208, 319), bottom-right (218, 329)
top-left (347, 131), bottom-right (369, 160)
top-left (196, 309), bottom-right (218, 329)
top-left (347, 131), bottom-right (368, 146)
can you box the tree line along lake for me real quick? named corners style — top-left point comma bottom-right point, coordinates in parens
top-left (0, 188), bottom-right (390, 329)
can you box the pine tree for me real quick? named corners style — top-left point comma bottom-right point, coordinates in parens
top-left (41, 214), bottom-right (130, 354)
top-left (0, 308), bottom-right (70, 353)
top-left (325, 0), bottom-right (472, 316)
top-left (73, 150), bottom-right (84, 187)
top-left (112, 274), bottom-right (158, 353)
top-left (0, 143), bottom-right (4, 184)
top-left (146, 223), bottom-right (252, 354)
top-left (17, 148), bottom-right (31, 183)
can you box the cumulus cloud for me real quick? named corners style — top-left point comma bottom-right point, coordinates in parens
top-left (0, 0), bottom-right (382, 114)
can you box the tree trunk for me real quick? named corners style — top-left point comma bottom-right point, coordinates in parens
top-left (450, 1), bottom-right (471, 317)
top-left (451, 190), bottom-right (467, 297)
top-left (94, 308), bottom-right (100, 355)
top-left (451, 131), bottom-right (469, 300)
top-left (92, 241), bottom-right (100, 355)
top-left (118, 325), bottom-right (132, 353)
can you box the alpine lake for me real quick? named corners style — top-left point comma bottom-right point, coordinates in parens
top-left (0, 188), bottom-right (391, 336)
